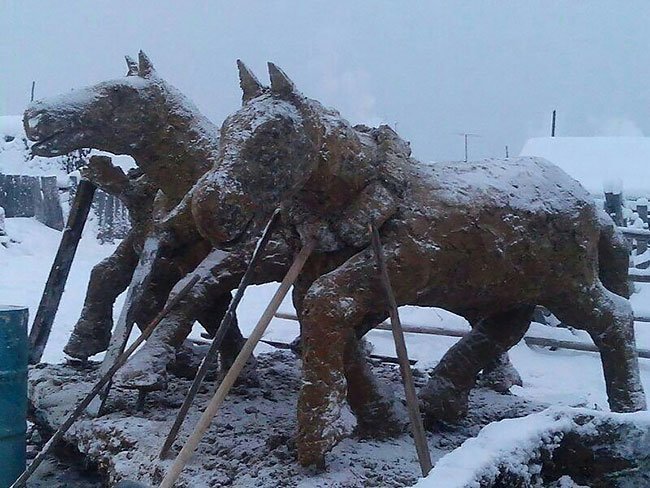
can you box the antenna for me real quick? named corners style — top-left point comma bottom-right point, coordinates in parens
top-left (456, 132), bottom-right (481, 162)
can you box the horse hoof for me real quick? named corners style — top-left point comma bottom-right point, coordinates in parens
top-left (477, 362), bottom-right (523, 393)
top-left (418, 375), bottom-right (469, 426)
top-left (63, 327), bottom-right (111, 360)
top-left (114, 344), bottom-right (173, 391)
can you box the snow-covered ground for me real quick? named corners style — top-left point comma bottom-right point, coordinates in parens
top-left (2, 216), bottom-right (650, 486)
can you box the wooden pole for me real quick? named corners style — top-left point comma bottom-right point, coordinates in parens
top-left (159, 210), bottom-right (281, 458)
top-left (159, 240), bottom-right (315, 488)
top-left (369, 223), bottom-right (432, 476)
top-left (28, 179), bottom-right (96, 364)
top-left (275, 312), bottom-right (650, 357)
top-left (30, 81), bottom-right (35, 102)
top-left (10, 275), bottom-right (200, 488)
top-left (86, 234), bottom-right (163, 417)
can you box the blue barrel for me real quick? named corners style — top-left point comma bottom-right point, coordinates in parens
top-left (0, 306), bottom-right (28, 488)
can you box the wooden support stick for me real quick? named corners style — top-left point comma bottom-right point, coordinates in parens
top-left (275, 313), bottom-right (650, 359)
top-left (10, 275), bottom-right (200, 488)
top-left (159, 210), bottom-right (281, 458)
top-left (28, 179), bottom-right (96, 364)
top-left (159, 240), bottom-right (315, 488)
top-left (87, 234), bottom-right (162, 417)
top-left (369, 223), bottom-right (432, 476)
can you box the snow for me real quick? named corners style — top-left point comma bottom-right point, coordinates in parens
top-left (420, 156), bottom-right (592, 215)
top-left (520, 137), bottom-right (650, 197)
top-left (413, 406), bottom-right (650, 487)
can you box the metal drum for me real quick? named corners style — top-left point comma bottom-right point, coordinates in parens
top-left (0, 306), bottom-right (28, 488)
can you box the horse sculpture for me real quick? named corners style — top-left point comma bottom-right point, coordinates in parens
top-left (145, 62), bottom-right (643, 468)
top-left (22, 52), bottom-right (249, 375)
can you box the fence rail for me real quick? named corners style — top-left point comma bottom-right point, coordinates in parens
top-left (274, 312), bottom-right (650, 360)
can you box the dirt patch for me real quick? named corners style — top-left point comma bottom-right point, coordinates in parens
top-left (29, 350), bottom-right (546, 487)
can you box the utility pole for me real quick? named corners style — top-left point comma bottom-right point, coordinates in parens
top-left (456, 133), bottom-right (481, 162)
top-left (505, 145), bottom-right (509, 158)
top-left (551, 110), bottom-right (556, 137)
top-left (30, 81), bottom-right (36, 102)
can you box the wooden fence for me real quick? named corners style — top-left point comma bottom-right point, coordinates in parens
top-left (0, 173), bottom-right (129, 241)
top-left (0, 174), bottom-right (64, 230)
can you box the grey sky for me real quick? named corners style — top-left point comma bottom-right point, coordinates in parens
top-left (2, 1), bottom-right (650, 162)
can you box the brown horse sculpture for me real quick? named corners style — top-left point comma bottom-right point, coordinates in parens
top-left (160, 62), bottom-right (645, 467)
top-left (22, 52), bottom-right (247, 374)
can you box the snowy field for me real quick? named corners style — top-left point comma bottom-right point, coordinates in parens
top-left (1, 217), bottom-right (650, 486)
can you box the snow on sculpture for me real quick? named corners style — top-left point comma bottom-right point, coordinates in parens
top-left (141, 61), bottom-right (643, 468)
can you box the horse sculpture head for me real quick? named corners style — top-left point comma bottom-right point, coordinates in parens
top-left (192, 61), bottom-right (371, 247)
top-left (24, 51), bottom-right (217, 201)
top-left (24, 52), bottom-right (170, 157)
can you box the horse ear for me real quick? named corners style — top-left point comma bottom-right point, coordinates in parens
top-left (237, 60), bottom-right (264, 103)
top-left (138, 50), bottom-right (156, 78)
top-left (125, 55), bottom-right (139, 76)
top-left (268, 62), bottom-right (297, 97)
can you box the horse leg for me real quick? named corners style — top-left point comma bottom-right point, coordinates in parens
top-left (197, 293), bottom-right (259, 386)
top-left (64, 232), bottom-right (138, 359)
top-left (476, 352), bottom-right (523, 393)
top-left (297, 242), bottom-right (425, 468)
top-left (419, 305), bottom-right (534, 424)
top-left (343, 335), bottom-right (407, 438)
top-left (114, 247), bottom-right (264, 390)
top-left (548, 283), bottom-right (646, 412)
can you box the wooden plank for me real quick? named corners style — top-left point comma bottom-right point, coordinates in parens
top-left (28, 179), bottom-right (96, 364)
top-left (370, 223), bottom-right (432, 476)
top-left (86, 234), bottom-right (162, 417)
top-left (620, 227), bottom-right (650, 238)
top-left (274, 313), bottom-right (650, 357)
top-left (629, 269), bottom-right (650, 283)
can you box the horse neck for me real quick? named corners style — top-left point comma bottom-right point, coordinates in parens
top-left (128, 99), bottom-right (219, 204)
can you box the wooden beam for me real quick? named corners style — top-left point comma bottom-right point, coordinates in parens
top-left (629, 269), bottom-right (650, 283)
top-left (273, 313), bottom-right (650, 358)
top-left (370, 223), bottom-right (432, 476)
top-left (159, 240), bottom-right (315, 488)
top-left (28, 179), bottom-right (96, 364)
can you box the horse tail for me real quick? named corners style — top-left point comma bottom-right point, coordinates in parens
top-left (598, 213), bottom-right (632, 298)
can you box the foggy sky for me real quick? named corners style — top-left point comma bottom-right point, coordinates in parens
top-left (2, 1), bottom-right (650, 162)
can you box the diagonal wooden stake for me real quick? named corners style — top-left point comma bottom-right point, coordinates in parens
top-left (159, 239), bottom-right (315, 488)
top-left (28, 179), bottom-right (96, 364)
top-left (369, 223), bottom-right (432, 477)
top-left (10, 274), bottom-right (201, 488)
top-left (159, 209), bottom-right (281, 458)
top-left (87, 233), bottom-right (163, 417)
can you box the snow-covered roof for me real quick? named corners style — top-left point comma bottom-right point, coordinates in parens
top-left (0, 114), bottom-right (135, 182)
top-left (520, 137), bottom-right (650, 197)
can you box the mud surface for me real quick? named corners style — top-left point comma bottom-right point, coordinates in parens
top-left (29, 350), bottom-right (546, 487)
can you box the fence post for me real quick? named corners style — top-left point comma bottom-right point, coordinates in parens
top-left (604, 191), bottom-right (623, 226)
top-left (39, 176), bottom-right (64, 231)
top-left (636, 198), bottom-right (648, 225)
